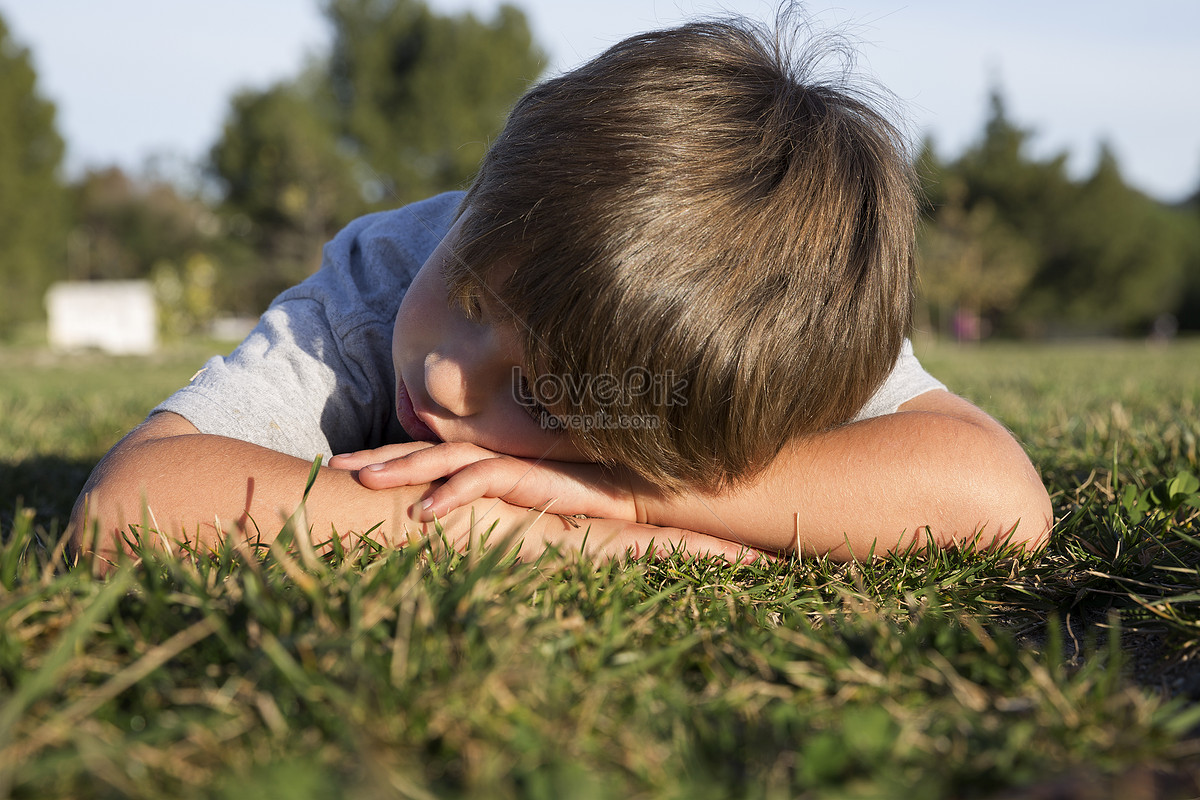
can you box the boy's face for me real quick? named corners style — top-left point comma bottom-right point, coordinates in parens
top-left (391, 216), bottom-right (585, 461)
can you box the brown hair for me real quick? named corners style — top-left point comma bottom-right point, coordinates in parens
top-left (446, 12), bottom-right (917, 493)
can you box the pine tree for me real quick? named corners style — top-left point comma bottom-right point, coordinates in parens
top-left (1039, 143), bottom-right (1191, 332)
top-left (938, 89), bottom-right (1195, 334)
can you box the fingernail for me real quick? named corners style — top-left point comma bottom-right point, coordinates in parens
top-left (420, 497), bottom-right (434, 511)
top-left (365, 463), bottom-right (385, 472)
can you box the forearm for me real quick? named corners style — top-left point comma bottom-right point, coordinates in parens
top-left (70, 432), bottom-right (429, 569)
top-left (640, 392), bottom-right (1053, 558)
top-left (70, 415), bottom-right (761, 571)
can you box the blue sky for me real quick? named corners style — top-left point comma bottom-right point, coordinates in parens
top-left (2, 0), bottom-right (1197, 201)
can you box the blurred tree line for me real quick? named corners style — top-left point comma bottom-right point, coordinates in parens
top-left (1, 1), bottom-right (1198, 340)
top-left (917, 93), bottom-right (1200, 339)
top-left (0, 13), bottom-right (66, 332)
top-left (0, 0), bottom-right (542, 337)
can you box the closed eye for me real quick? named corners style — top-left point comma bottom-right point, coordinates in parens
top-left (514, 372), bottom-right (555, 425)
top-left (450, 292), bottom-right (483, 321)
top-left (443, 263), bottom-right (485, 321)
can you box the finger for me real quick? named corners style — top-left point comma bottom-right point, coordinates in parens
top-left (420, 460), bottom-right (541, 520)
top-left (329, 441), bottom-right (435, 469)
top-left (355, 442), bottom-right (506, 491)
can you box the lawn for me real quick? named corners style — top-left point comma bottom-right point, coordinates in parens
top-left (1, 338), bottom-right (1199, 798)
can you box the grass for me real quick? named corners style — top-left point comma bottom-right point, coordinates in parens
top-left (2, 338), bottom-right (1199, 798)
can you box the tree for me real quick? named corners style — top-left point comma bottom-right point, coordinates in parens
top-left (1028, 143), bottom-right (1192, 332)
top-left (0, 13), bottom-right (67, 334)
top-left (67, 166), bottom-right (226, 334)
top-left (69, 166), bottom-right (218, 281)
top-left (323, 0), bottom-right (544, 206)
top-left (1178, 178), bottom-right (1200, 330)
top-left (917, 177), bottom-right (1036, 339)
top-left (954, 90), bottom-right (1073, 251)
top-left (210, 84), bottom-right (366, 311)
top-left (932, 89), bottom-right (1198, 335)
top-left (207, 1), bottom-right (544, 314)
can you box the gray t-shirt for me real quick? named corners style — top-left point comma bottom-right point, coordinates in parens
top-left (155, 191), bottom-right (944, 461)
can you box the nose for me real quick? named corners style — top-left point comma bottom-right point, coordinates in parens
top-left (423, 350), bottom-right (496, 419)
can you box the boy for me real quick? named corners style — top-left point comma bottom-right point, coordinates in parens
top-left (69, 17), bottom-right (1052, 569)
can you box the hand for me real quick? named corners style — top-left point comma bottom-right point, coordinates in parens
top-left (328, 442), bottom-right (642, 523)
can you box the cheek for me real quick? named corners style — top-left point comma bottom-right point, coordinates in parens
top-left (391, 314), bottom-right (405, 375)
top-left (392, 299), bottom-right (418, 371)
top-left (510, 411), bottom-right (588, 462)
top-left (469, 404), bottom-right (580, 461)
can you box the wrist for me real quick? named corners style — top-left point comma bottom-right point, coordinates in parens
top-left (624, 472), bottom-right (665, 526)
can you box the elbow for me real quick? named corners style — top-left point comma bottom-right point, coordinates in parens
top-left (68, 413), bottom-right (203, 573)
top-left (67, 459), bottom-right (153, 574)
top-left (67, 490), bottom-right (119, 576)
top-left (940, 415), bottom-right (1054, 555)
top-left (974, 458), bottom-right (1054, 554)
top-left (1001, 483), bottom-right (1053, 553)
top-left (918, 441), bottom-right (1053, 556)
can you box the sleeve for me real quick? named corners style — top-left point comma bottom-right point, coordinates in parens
top-left (851, 339), bottom-right (946, 422)
top-left (149, 193), bottom-right (463, 460)
top-left (151, 296), bottom-right (379, 461)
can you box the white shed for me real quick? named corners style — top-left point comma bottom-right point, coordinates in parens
top-left (45, 280), bottom-right (158, 355)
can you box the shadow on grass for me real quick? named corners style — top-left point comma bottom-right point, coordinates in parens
top-left (0, 455), bottom-right (93, 531)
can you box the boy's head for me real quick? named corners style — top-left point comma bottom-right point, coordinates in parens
top-left (442, 14), bottom-right (918, 493)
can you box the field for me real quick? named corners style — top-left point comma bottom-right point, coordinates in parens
top-left (1, 339), bottom-right (1199, 798)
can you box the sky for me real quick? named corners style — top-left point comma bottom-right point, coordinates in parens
top-left (1, 0), bottom-right (1197, 202)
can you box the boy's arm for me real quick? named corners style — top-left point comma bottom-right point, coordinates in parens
top-left (69, 411), bottom-right (412, 569)
top-left (346, 390), bottom-right (1051, 559)
top-left (638, 390), bottom-right (1053, 558)
top-left (69, 413), bottom-right (756, 573)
